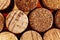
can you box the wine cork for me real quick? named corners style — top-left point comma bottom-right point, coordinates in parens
top-left (0, 0), bottom-right (11, 10)
top-left (0, 13), bottom-right (4, 32)
top-left (29, 8), bottom-right (53, 32)
top-left (6, 10), bottom-right (28, 34)
top-left (15, 0), bottom-right (38, 12)
top-left (43, 28), bottom-right (60, 40)
top-left (55, 10), bottom-right (60, 28)
top-left (13, 0), bottom-right (29, 15)
top-left (20, 30), bottom-right (42, 40)
top-left (42, 0), bottom-right (60, 10)
top-left (0, 32), bottom-right (18, 40)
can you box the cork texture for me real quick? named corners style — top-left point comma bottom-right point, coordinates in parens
top-left (55, 10), bottom-right (60, 28)
top-left (0, 0), bottom-right (11, 10)
top-left (0, 32), bottom-right (18, 40)
top-left (20, 30), bottom-right (42, 40)
top-left (42, 0), bottom-right (60, 10)
top-left (6, 10), bottom-right (28, 34)
top-left (0, 13), bottom-right (4, 32)
top-left (43, 28), bottom-right (60, 40)
top-left (15, 0), bottom-right (38, 12)
top-left (29, 8), bottom-right (53, 32)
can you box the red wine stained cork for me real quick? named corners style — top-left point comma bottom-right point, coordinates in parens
top-left (0, 0), bottom-right (11, 10)
top-left (29, 8), bottom-right (53, 32)
top-left (15, 0), bottom-right (38, 12)
top-left (55, 10), bottom-right (60, 28)
top-left (42, 0), bottom-right (60, 10)
top-left (6, 10), bottom-right (28, 34)
top-left (0, 32), bottom-right (18, 40)
top-left (43, 28), bottom-right (60, 40)
top-left (0, 13), bottom-right (4, 32)
top-left (20, 30), bottom-right (42, 40)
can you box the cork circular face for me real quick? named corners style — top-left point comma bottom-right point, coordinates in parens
top-left (15, 0), bottom-right (38, 12)
top-left (6, 10), bottom-right (28, 34)
top-left (0, 0), bottom-right (11, 10)
top-left (29, 8), bottom-right (53, 32)
top-left (20, 30), bottom-right (42, 40)
top-left (43, 28), bottom-right (60, 40)
top-left (0, 32), bottom-right (18, 40)
top-left (0, 13), bottom-right (4, 32)
top-left (42, 0), bottom-right (60, 10)
top-left (55, 10), bottom-right (60, 28)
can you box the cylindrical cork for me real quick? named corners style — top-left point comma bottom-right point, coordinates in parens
top-left (14, 0), bottom-right (38, 15)
top-left (0, 32), bottom-right (18, 40)
top-left (55, 10), bottom-right (60, 28)
top-left (42, 0), bottom-right (60, 10)
top-left (6, 10), bottom-right (28, 34)
top-left (0, 0), bottom-right (11, 10)
top-left (0, 13), bottom-right (4, 32)
top-left (20, 30), bottom-right (42, 40)
top-left (29, 8), bottom-right (53, 32)
top-left (13, 0), bottom-right (29, 15)
top-left (43, 28), bottom-right (60, 40)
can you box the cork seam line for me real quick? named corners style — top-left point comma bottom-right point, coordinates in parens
top-left (55, 30), bottom-right (60, 39)
top-left (0, 0), bottom-right (5, 7)
top-left (11, 23), bottom-right (15, 32)
top-left (8, 11), bottom-right (19, 29)
top-left (1, 0), bottom-right (8, 9)
top-left (36, 32), bottom-right (38, 40)
top-left (0, 0), bottom-right (7, 9)
top-left (11, 12), bottom-right (26, 32)
top-left (11, 11), bottom-right (21, 32)
top-left (8, 11), bottom-right (18, 29)
top-left (31, 31), bottom-right (34, 40)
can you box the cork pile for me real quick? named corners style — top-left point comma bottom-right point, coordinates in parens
top-left (0, 0), bottom-right (60, 40)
